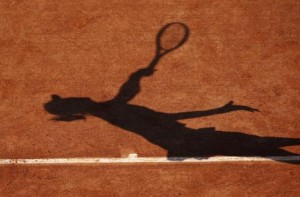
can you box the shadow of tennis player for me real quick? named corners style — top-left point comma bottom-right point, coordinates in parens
top-left (44, 22), bottom-right (300, 164)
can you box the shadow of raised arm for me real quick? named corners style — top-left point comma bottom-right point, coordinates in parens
top-left (169, 101), bottom-right (259, 120)
top-left (112, 67), bottom-right (156, 103)
top-left (112, 22), bottom-right (189, 104)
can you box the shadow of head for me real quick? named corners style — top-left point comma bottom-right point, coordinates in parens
top-left (44, 94), bottom-right (96, 121)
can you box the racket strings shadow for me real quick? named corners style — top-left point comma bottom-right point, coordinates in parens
top-left (44, 22), bottom-right (300, 165)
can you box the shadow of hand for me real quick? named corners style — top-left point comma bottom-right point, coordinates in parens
top-left (137, 68), bottom-right (157, 76)
top-left (222, 101), bottom-right (259, 112)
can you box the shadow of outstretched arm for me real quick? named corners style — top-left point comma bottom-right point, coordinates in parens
top-left (169, 101), bottom-right (259, 120)
top-left (51, 114), bottom-right (86, 121)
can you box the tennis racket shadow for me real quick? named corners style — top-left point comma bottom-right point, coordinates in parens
top-left (44, 22), bottom-right (300, 165)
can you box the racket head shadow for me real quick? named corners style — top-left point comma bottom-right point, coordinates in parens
top-left (156, 22), bottom-right (190, 56)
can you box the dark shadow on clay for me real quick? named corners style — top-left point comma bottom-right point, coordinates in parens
top-left (44, 22), bottom-right (300, 164)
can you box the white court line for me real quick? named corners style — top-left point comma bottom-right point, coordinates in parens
top-left (0, 155), bottom-right (300, 165)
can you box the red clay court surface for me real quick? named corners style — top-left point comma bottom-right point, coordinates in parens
top-left (0, 0), bottom-right (300, 196)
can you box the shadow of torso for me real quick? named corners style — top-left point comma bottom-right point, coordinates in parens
top-left (89, 101), bottom-right (299, 158)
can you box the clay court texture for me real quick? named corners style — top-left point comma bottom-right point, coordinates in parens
top-left (0, 0), bottom-right (300, 196)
